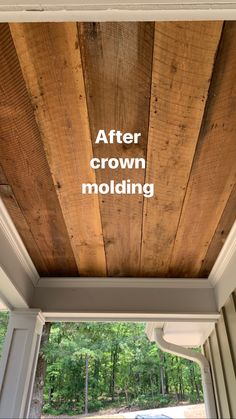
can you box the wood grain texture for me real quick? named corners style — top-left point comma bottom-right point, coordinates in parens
top-left (141, 22), bottom-right (223, 276)
top-left (170, 22), bottom-right (236, 277)
top-left (78, 22), bottom-right (154, 276)
top-left (200, 184), bottom-right (236, 277)
top-left (10, 22), bottom-right (106, 276)
top-left (0, 23), bottom-right (78, 276)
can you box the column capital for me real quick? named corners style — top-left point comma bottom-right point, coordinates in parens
top-left (11, 308), bottom-right (45, 324)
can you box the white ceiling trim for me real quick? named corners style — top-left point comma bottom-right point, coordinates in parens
top-left (209, 220), bottom-right (236, 310)
top-left (44, 312), bottom-right (220, 322)
top-left (37, 276), bottom-right (213, 289)
top-left (0, 199), bottom-right (39, 287)
top-left (209, 220), bottom-right (236, 286)
top-left (1, 1), bottom-right (236, 21)
top-left (0, 267), bottom-right (29, 310)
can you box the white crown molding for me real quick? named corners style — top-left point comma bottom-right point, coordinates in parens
top-left (209, 220), bottom-right (236, 310)
top-left (0, 267), bottom-right (28, 310)
top-left (1, 1), bottom-right (236, 21)
top-left (209, 220), bottom-right (236, 286)
top-left (0, 199), bottom-right (39, 286)
top-left (44, 312), bottom-right (220, 322)
top-left (37, 276), bottom-right (213, 289)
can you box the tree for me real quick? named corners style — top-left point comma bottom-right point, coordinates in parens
top-left (26, 321), bottom-right (204, 416)
top-left (85, 352), bottom-right (89, 414)
top-left (29, 322), bottom-right (52, 418)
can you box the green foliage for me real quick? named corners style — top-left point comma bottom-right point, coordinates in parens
top-left (0, 314), bottom-right (204, 415)
top-left (41, 322), bottom-right (203, 414)
top-left (0, 311), bottom-right (9, 356)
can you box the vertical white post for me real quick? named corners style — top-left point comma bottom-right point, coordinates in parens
top-left (0, 309), bottom-right (45, 419)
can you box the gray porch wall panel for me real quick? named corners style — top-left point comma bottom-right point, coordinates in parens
top-left (204, 290), bottom-right (236, 419)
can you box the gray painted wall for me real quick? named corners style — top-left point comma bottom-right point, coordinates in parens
top-left (204, 290), bottom-right (236, 419)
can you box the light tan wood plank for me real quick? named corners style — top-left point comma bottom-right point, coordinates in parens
top-left (78, 22), bottom-right (154, 276)
top-left (170, 22), bottom-right (236, 277)
top-left (0, 23), bottom-right (78, 276)
top-left (141, 22), bottom-right (223, 276)
top-left (200, 184), bottom-right (236, 277)
top-left (10, 22), bottom-right (106, 276)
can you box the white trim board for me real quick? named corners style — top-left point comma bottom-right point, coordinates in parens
top-left (44, 312), bottom-right (220, 322)
top-left (1, 1), bottom-right (236, 21)
top-left (0, 199), bottom-right (39, 287)
top-left (0, 199), bottom-right (37, 308)
top-left (37, 277), bottom-right (213, 289)
top-left (209, 220), bottom-right (236, 310)
top-left (0, 267), bottom-right (28, 310)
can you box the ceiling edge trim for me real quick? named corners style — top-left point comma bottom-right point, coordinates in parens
top-left (0, 198), bottom-right (39, 286)
top-left (209, 220), bottom-right (236, 310)
top-left (209, 220), bottom-right (236, 285)
top-left (36, 276), bottom-right (213, 289)
top-left (0, 2), bottom-right (236, 22)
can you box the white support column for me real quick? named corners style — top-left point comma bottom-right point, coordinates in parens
top-left (0, 309), bottom-right (45, 419)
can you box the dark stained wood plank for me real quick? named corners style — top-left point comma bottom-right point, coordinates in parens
top-left (0, 23), bottom-right (78, 276)
top-left (10, 22), bottom-right (106, 276)
top-left (78, 22), bottom-right (154, 276)
top-left (141, 21), bottom-right (223, 276)
top-left (0, 184), bottom-right (49, 275)
top-left (199, 184), bottom-right (236, 277)
top-left (170, 22), bottom-right (236, 277)
top-left (0, 165), bottom-right (8, 184)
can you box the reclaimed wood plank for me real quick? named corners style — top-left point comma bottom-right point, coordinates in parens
top-left (10, 22), bottom-right (106, 276)
top-left (0, 23), bottom-right (78, 276)
top-left (170, 22), bottom-right (236, 277)
top-left (200, 184), bottom-right (236, 277)
top-left (78, 22), bottom-right (154, 276)
top-left (141, 21), bottom-right (223, 276)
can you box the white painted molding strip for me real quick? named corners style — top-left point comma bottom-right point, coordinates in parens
top-left (0, 267), bottom-right (28, 309)
top-left (0, 198), bottom-right (39, 286)
top-left (1, 1), bottom-right (236, 21)
top-left (44, 312), bottom-right (220, 322)
top-left (37, 277), bottom-right (213, 288)
top-left (209, 220), bottom-right (236, 310)
top-left (209, 220), bottom-right (236, 285)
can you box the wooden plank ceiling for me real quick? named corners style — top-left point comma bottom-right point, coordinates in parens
top-left (0, 21), bottom-right (236, 278)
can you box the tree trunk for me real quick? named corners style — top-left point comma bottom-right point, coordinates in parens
top-left (85, 353), bottom-right (89, 414)
top-left (159, 350), bottom-right (165, 395)
top-left (29, 322), bottom-right (52, 418)
top-left (163, 354), bottom-right (169, 395)
top-left (110, 344), bottom-right (118, 401)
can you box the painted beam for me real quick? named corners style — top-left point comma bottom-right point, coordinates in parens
top-left (32, 278), bottom-right (218, 317)
top-left (0, 1), bottom-right (236, 21)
